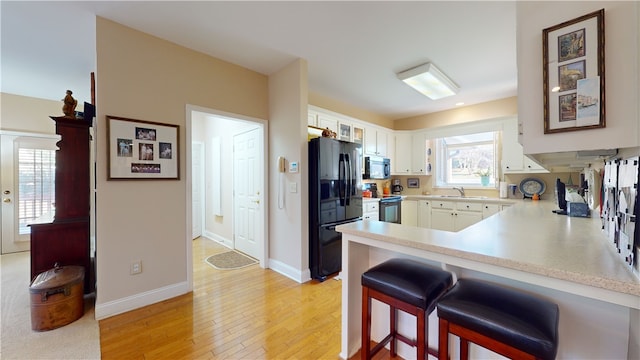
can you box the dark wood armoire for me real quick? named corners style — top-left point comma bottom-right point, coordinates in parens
top-left (30, 116), bottom-right (93, 293)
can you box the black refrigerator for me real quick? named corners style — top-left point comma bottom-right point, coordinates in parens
top-left (309, 137), bottom-right (363, 281)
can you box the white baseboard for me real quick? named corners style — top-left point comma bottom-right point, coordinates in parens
top-left (268, 258), bottom-right (311, 283)
top-left (95, 281), bottom-right (190, 320)
top-left (202, 231), bottom-right (232, 248)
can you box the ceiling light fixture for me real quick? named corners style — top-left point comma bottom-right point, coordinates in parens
top-left (397, 62), bottom-right (459, 100)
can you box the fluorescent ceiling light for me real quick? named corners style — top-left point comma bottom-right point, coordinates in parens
top-left (397, 63), bottom-right (459, 100)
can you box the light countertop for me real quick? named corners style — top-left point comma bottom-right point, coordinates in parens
top-left (338, 200), bottom-right (640, 301)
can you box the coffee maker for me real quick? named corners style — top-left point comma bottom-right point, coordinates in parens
top-left (392, 179), bottom-right (403, 194)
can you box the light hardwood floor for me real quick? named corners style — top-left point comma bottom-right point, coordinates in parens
top-left (99, 237), bottom-right (345, 359)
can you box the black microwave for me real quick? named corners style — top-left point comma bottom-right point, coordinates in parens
top-left (364, 157), bottom-right (391, 179)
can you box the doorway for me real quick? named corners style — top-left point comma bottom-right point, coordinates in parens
top-left (0, 133), bottom-right (59, 254)
top-left (186, 106), bottom-right (268, 274)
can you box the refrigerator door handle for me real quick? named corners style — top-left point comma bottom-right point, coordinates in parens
top-left (345, 153), bottom-right (351, 205)
top-left (339, 153), bottom-right (346, 206)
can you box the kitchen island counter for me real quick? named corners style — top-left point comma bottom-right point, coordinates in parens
top-left (337, 199), bottom-right (639, 359)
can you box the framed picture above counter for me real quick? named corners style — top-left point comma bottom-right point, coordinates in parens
top-left (543, 9), bottom-right (605, 134)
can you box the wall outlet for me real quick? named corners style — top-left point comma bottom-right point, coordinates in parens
top-left (130, 260), bottom-right (142, 275)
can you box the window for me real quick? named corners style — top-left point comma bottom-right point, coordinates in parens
top-left (434, 131), bottom-right (498, 188)
top-left (18, 148), bottom-right (56, 234)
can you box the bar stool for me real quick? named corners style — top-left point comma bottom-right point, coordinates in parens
top-left (361, 258), bottom-right (453, 360)
top-left (437, 279), bottom-right (559, 360)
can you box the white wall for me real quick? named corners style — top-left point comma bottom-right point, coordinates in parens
top-left (94, 17), bottom-right (269, 319)
top-left (0, 93), bottom-right (63, 133)
top-left (517, 1), bottom-right (639, 155)
top-left (267, 59), bottom-right (310, 282)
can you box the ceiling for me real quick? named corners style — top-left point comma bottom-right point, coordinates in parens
top-left (1, 1), bottom-right (517, 120)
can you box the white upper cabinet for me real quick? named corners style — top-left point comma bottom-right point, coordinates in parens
top-left (317, 114), bottom-right (339, 135)
top-left (502, 118), bottom-right (548, 174)
top-left (364, 126), bottom-right (389, 157)
top-left (502, 118), bottom-right (524, 172)
top-left (394, 133), bottom-right (412, 174)
top-left (411, 133), bottom-right (427, 174)
top-left (308, 111), bottom-right (318, 127)
top-left (393, 132), bottom-right (427, 174)
top-left (308, 106), bottom-right (391, 160)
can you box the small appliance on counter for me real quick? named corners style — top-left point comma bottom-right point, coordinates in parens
top-left (392, 179), bottom-right (403, 195)
top-left (364, 183), bottom-right (379, 198)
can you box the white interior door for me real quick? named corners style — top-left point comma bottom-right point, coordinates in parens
top-left (233, 128), bottom-right (262, 259)
top-left (1, 133), bottom-right (58, 254)
top-left (191, 141), bottom-right (204, 239)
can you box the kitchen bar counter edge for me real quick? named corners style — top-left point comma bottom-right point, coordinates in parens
top-left (338, 200), bottom-right (639, 305)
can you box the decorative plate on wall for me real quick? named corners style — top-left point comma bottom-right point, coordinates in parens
top-left (519, 177), bottom-right (546, 197)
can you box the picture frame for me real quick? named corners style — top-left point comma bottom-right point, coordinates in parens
top-left (407, 178), bottom-right (420, 188)
top-left (107, 115), bottom-right (179, 180)
top-left (543, 9), bottom-right (605, 134)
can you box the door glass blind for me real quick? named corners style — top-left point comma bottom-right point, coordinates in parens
top-left (18, 148), bottom-right (55, 234)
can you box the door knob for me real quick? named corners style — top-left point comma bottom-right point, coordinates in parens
top-left (252, 199), bottom-right (260, 204)
top-left (3, 198), bottom-right (11, 203)
top-left (3, 190), bottom-right (10, 195)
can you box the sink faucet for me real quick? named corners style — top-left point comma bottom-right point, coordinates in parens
top-left (453, 186), bottom-right (465, 197)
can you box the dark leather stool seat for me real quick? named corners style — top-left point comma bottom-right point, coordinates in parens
top-left (361, 258), bottom-right (453, 360)
top-left (437, 279), bottom-right (559, 360)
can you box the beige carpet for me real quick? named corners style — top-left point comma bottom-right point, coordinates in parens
top-left (205, 250), bottom-right (257, 270)
top-left (1, 251), bottom-right (101, 359)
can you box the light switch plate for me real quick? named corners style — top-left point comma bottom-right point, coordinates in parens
top-left (289, 182), bottom-right (297, 193)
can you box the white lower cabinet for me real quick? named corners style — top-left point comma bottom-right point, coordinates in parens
top-left (363, 200), bottom-right (379, 221)
top-left (409, 198), bottom-right (510, 231)
top-left (431, 200), bottom-right (483, 232)
top-left (455, 210), bottom-right (483, 231)
top-left (482, 203), bottom-right (501, 218)
top-left (401, 200), bottom-right (418, 226)
top-left (417, 200), bottom-right (431, 228)
top-left (431, 208), bottom-right (455, 231)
